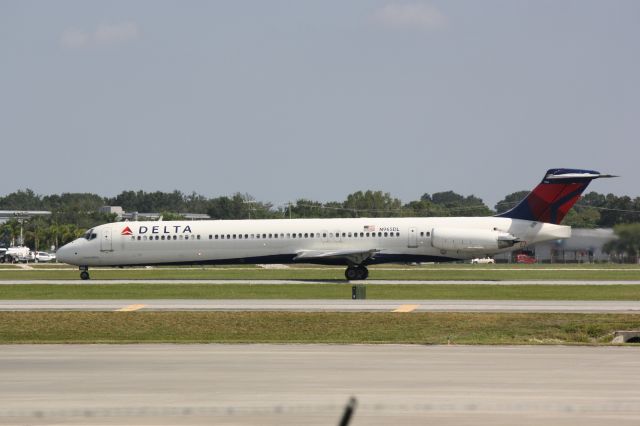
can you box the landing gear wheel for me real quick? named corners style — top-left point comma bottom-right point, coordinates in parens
top-left (345, 267), bottom-right (359, 281)
top-left (345, 266), bottom-right (369, 281)
top-left (357, 266), bottom-right (369, 280)
top-left (80, 271), bottom-right (90, 280)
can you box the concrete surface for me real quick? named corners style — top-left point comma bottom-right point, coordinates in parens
top-left (1, 344), bottom-right (639, 425)
top-left (2, 299), bottom-right (640, 313)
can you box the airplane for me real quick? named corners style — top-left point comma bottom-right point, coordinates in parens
top-left (56, 168), bottom-right (613, 281)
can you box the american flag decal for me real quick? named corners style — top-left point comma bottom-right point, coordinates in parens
top-left (364, 225), bottom-right (376, 232)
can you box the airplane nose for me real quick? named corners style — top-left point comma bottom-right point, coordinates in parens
top-left (56, 244), bottom-right (74, 264)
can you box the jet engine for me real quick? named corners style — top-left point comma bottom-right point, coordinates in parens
top-left (431, 227), bottom-right (520, 252)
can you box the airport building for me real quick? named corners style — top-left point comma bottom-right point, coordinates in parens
top-left (496, 228), bottom-right (616, 263)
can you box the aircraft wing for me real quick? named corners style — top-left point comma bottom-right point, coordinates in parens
top-left (294, 249), bottom-right (380, 265)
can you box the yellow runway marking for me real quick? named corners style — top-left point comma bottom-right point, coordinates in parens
top-left (392, 304), bottom-right (419, 313)
top-left (117, 304), bottom-right (146, 312)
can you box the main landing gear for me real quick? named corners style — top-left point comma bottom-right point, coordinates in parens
top-left (79, 266), bottom-right (90, 281)
top-left (345, 265), bottom-right (368, 281)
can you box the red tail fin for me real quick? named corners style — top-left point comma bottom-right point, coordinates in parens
top-left (497, 169), bottom-right (613, 224)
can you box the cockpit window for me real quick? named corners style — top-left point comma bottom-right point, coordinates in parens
top-left (83, 229), bottom-right (98, 240)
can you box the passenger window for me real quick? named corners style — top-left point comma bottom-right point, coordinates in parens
top-left (286, 233), bottom-right (291, 238)
top-left (215, 235), bottom-right (219, 239)
top-left (185, 235), bottom-right (189, 240)
top-left (360, 232), bottom-right (364, 237)
top-left (173, 235), bottom-right (177, 240)
top-left (280, 233), bottom-right (284, 238)
top-left (292, 234), bottom-right (296, 238)
top-left (329, 233), bottom-right (333, 238)
top-left (155, 235), bottom-right (160, 240)
top-left (137, 236), bottom-right (141, 240)
top-left (227, 234), bottom-right (231, 239)
top-left (342, 233), bottom-right (346, 237)
top-left (323, 233), bottom-right (327, 238)
top-left (197, 235), bottom-right (201, 240)
top-left (304, 233), bottom-right (308, 238)
top-left (384, 232), bottom-right (388, 237)
top-left (263, 234), bottom-right (267, 239)
top-left (426, 232), bottom-right (431, 237)
top-left (245, 234), bottom-right (249, 239)
top-left (348, 232), bottom-right (352, 237)
top-left (274, 234), bottom-right (278, 239)
top-left (378, 232), bottom-right (382, 237)
top-left (420, 232), bottom-right (424, 237)
top-left (269, 234), bottom-right (273, 238)
top-left (233, 234), bottom-right (237, 239)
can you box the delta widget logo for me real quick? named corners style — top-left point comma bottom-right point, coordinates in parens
top-left (121, 226), bottom-right (133, 236)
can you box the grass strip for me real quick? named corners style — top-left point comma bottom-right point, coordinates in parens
top-left (1, 311), bottom-right (639, 344)
top-left (2, 284), bottom-right (640, 300)
top-left (2, 268), bottom-right (640, 280)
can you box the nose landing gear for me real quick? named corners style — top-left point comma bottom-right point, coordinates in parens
top-left (79, 266), bottom-right (90, 280)
top-left (345, 265), bottom-right (368, 281)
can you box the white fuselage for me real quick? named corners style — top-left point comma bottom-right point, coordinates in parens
top-left (56, 217), bottom-right (570, 267)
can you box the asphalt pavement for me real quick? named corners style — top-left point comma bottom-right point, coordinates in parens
top-left (2, 299), bottom-right (640, 313)
top-left (1, 344), bottom-right (639, 425)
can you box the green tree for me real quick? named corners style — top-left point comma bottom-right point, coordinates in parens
top-left (562, 207), bottom-right (601, 228)
top-left (0, 220), bottom-right (21, 246)
top-left (207, 193), bottom-right (276, 220)
top-left (494, 190), bottom-right (530, 214)
top-left (604, 223), bottom-right (640, 263)
top-left (343, 190), bottom-right (403, 217)
top-left (0, 189), bottom-right (43, 210)
top-left (426, 191), bottom-right (492, 216)
top-left (401, 199), bottom-right (447, 217)
top-left (288, 199), bottom-right (325, 218)
top-left (579, 192), bottom-right (640, 227)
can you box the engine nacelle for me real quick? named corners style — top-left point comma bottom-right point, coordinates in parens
top-left (431, 227), bottom-right (519, 252)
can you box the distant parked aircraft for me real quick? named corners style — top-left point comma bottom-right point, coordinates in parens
top-left (56, 168), bottom-right (613, 280)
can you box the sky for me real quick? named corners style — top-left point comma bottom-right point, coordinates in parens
top-left (1, 0), bottom-right (638, 208)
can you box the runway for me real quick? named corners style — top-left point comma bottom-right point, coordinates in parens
top-left (2, 279), bottom-right (640, 285)
top-left (1, 344), bottom-right (639, 425)
top-left (3, 299), bottom-right (640, 313)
